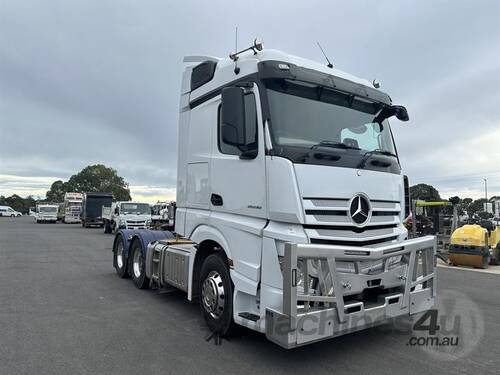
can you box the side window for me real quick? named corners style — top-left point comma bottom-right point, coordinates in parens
top-left (218, 92), bottom-right (258, 155)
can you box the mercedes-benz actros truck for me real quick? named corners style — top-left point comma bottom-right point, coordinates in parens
top-left (112, 40), bottom-right (437, 348)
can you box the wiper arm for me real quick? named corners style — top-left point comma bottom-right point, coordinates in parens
top-left (358, 149), bottom-right (397, 169)
top-left (311, 140), bottom-right (360, 151)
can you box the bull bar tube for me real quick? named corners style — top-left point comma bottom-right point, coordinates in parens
top-left (265, 235), bottom-right (437, 348)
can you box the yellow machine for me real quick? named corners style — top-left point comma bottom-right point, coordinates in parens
top-left (449, 223), bottom-right (500, 268)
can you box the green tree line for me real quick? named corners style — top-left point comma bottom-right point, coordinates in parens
top-left (45, 164), bottom-right (131, 202)
top-left (1, 165), bottom-right (131, 214)
top-left (410, 183), bottom-right (498, 218)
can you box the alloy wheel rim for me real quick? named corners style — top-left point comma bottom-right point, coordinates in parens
top-left (133, 250), bottom-right (142, 278)
top-left (201, 271), bottom-right (225, 319)
top-left (116, 242), bottom-right (124, 269)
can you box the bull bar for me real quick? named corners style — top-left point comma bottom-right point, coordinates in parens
top-left (265, 235), bottom-right (437, 348)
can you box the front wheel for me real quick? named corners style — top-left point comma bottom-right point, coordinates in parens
top-left (199, 253), bottom-right (236, 336)
top-left (113, 235), bottom-right (129, 278)
top-left (104, 220), bottom-right (112, 234)
top-left (130, 240), bottom-right (149, 289)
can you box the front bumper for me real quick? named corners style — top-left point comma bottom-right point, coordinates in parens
top-left (119, 221), bottom-right (149, 230)
top-left (38, 217), bottom-right (57, 222)
top-left (265, 236), bottom-right (436, 348)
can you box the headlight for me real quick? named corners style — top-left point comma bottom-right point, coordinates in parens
top-left (386, 255), bottom-right (404, 269)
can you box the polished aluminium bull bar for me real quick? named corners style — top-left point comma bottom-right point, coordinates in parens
top-left (266, 235), bottom-right (436, 348)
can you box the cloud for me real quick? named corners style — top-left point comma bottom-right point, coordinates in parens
top-left (0, 0), bottom-right (499, 202)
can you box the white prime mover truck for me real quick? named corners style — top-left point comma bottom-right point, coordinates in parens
top-left (103, 201), bottom-right (152, 233)
top-left (112, 41), bottom-right (436, 348)
top-left (62, 192), bottom-right (83, 223)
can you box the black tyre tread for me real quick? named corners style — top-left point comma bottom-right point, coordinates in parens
top-left (113, 235), bottom-right (129, 278)
top-left (130, 241), bottom-right (149, 289)
top-left (104, 220), bottom-right (112, 234)
top-left (199, 253), bottom-right (237, 336)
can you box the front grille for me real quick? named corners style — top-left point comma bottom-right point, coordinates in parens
top-left (303, 197), bottom-right (402, 247)
top-left (310, 236), bottom-right (399, 247)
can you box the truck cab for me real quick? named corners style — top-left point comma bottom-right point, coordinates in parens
top-left (113, 43), bottom-right (436, 348)
top-left (103, 201), bottom-right (152, 233)
top-left (35, 204), bottom-right (58, 223)
top-left (63, 192), bottom-right (83, 223)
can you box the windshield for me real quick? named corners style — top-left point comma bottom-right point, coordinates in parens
top-left (120, 203), bottom-right (151, 215)
top-left (265, 80), bottom-right (399, 172)
top-left (39, 206), bottom-right (57, 213)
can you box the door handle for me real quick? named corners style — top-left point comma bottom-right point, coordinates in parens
top-left (211, 194), bottom-right (223, 206)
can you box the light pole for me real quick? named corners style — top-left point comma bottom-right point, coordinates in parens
top-left (483, 178), bottom-right (488, 201)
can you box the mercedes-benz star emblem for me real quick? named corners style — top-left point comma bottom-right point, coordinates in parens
top-left (349, 195), bottom-right (371, 226)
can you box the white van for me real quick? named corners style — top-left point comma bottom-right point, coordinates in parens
top-left (0, 206), bottom-right (22, 217)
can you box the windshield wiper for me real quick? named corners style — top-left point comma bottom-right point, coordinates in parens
top-left (311, 141), bottom-right (360, 151)
top-left (358, 149), bottom-right (397, 169)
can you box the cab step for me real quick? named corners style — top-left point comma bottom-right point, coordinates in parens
top-left (238, 312), bottom-right (260, 322)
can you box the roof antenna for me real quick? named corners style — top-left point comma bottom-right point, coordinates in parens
top-left (233, 26), bottom-right (240, 74)
top-left (316, 41), bottom-right (333, 69)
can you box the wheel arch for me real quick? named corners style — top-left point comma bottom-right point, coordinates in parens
top-left (190, 225), bottom-right (233, 300)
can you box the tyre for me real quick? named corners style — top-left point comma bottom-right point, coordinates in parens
top-left (130, 240), bottom-right (149, 289)
top-left (199, 253), bottom-right (236, 336)
top-left (113, 235), bottom-right (129, 278)
top-left (81, 220), bottom-right (86, 228)
top-left (104, 220), bottom-right (112, 234)
top-left (479, 252), bottom-right (489, 269)
top-left (10, 214), bottom-right (14, 218)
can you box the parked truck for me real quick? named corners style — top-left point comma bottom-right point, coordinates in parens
top-left (111, 41), bottom-right (437, 348)
top-left (151, 201), bottom-right (176, 229)
top-left (102, 201), bottom-right (152, 233)
top-left (81, 192), bottom-right (113, 228)
top-left (62, 192), bottom-right (83, 223)
top-left (35, 204), bottom-right (58, 223)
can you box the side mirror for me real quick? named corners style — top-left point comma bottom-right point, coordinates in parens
top-left (221, 86), bottom-right (246, 147)
top-left (114, 207), bottom-right (119, 215)
top-left (373, 105), bottom-right (410, 125)
top-left (393, 105), bottom-right (409, 122)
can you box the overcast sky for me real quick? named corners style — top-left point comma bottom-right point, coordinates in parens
top-left (0, 0), bottom-right (499, 202)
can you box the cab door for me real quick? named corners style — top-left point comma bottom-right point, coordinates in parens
top-left (209, 84), bottom-right (267, 285)
top-left (210, 84), bottom-right (267, 219)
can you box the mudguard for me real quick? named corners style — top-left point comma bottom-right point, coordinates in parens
top-left (114, 229), bottom-right (175, 259)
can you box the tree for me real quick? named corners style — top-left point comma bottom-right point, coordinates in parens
top-left (45, 164), bottom-right (131, 201)
top-left (410, 184), bottom-right (441, 201)
top-left (46, 180), bottom-right (67, 202)
top-left (477, 211), bottom-right (493, 219)
top-left (0, 194), bottom-right (36, 214)
top-left (468, 198), bottom-right (487, 217)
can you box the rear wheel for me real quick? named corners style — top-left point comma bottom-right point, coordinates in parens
top-left (199, 253), bottom-right (236, 336)
top-left (130, 241), bottom-right (149, 289)
top-left (104, 220), bottom-right (112, 234)
top-left (113, 235), bottom-right (129, 278)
